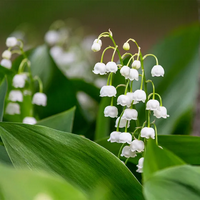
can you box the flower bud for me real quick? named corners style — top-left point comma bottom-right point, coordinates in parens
top-left (1, 59), bottom-right (12, 69)
top-left (115, 117), bottom-right (130, 128)
top-left (107, 131), bottom-right (121, 143)
top-left (122, 108), bottom-right (138, 120)
top-left (91, 43), bottom-right (101, 52)
top-left (120, 66), bottom-right (130, 79)
top-left (141, 127), bottom-right (155, 139)
top-left (130, 139), bottom-right (144, 152)
top-left (151, 65), bottom-right (164, 77)
top-left (105, 61), bottom-right (118, 73)
top-left (100, 85), bottom-right (116, 97)
top-left (119, 132), bottom-right (132, 144)
top-left (44, 30), bottom-right (59, 45)
top-left (5, 103), bottom-right (20, 115)
top-left (132, 60), bottom-right (141, 69)
top-left (121, 146), bottom-right (137, 158)
top-left (32, 92), bottom-right (47, 106)
top-left (154, 106), bottom-right (169, 118)
top-left (123, 42), bottom-right (130, 51)
top-left (146, 99), bottom-right (160, 111)
top-left (93, 62), bottom-right (107, 75)
top-left (6, 37), bottom-right (18, 47)
top-left (104, 106), bottom-right (118, 118)
top-left (23, 117), bottom-right (37, 125)
top-left (2, 50), bottom-right (12, 59)
top-left (8, 90), bottom-right (23, 102)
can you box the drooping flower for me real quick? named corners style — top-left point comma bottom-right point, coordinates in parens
top-left (104, 106), bottom-right (118, 118)
top-left (154, 106), bottom-right (169, 119)
top-left (93, 62), bottom-right (107, 75)
top-left (50, 46), bottom-right (63, 59)
top-left (44, 30), bottom-right (59, 45)
top-left (100, 85), bottom-right (116, 97)
top-left (123, 42), bottom-right (130, 51)
top-left (12, 74), bottom-right (27, 88)
top-left (129, 68), bottom-right (139, 81)
top-left (141, 127), bottom-right (155, 139)
top-left (91, 39), bottom-right (102, 52)
top-left (115, 117), bottom-right (130, 128)
top-left (8, 90), bottom-right (23, 102)
top-left (122, 108), bottom-right (138, 120)
top-left (120, 66), bottom-right (130, 79)
top-left (32, 92), bottom-right (47, 106)
top-left (5, 103), bottom-right (20, 115)
top-left (132, 89), bottom-right (146, 103)
top-left (2, 50), bottom-right (12, 59)
top-left (23, 117), bottom-right (37, 125)
top-left (106, 61), bottom-right (118, 73)
top-left (6, 37), bottom-right (18, 47)
top-left (146, 99), bottom-right (160, 111)
top-left (130, 139), bottom-right (144, 152)
top-left (1, 59), bottom-right (12, 69)
top-left (126, 92), bottom-right (138, 104)
top-left (119, 132), bottom-right (132, 144)
top-left (136, 157), bottom-right (144, 173)
top-left (151, 65), bottom-right (164, 77)
top-left (132, 60), bottom-right (141, 70)
top-left (121, 146), bottom-right (137, 158)
top-left (117, 94), bottom-right (131, 107)
top-left (107, 131), bottom-right (121, 143)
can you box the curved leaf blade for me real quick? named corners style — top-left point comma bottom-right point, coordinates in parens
top-left (0, 78), bottom-right (8, 122)
top-left (0, 123), bottom-right (144, 200)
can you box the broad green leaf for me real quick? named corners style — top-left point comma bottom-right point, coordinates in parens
top-left (143, 139), bottom-right (185, 182)
top-left (0, 78), bottom-right (7, 122)
top-left (0, 123), bottom-right (144, 200)
top-left (0, 163), bottom-right (87, 200)
top-left (0, 146), bottom-right (12, 165)
top-left (37, 107), bottom-right (75, 132)
top-left (144, 165), bottom-right (200, 200)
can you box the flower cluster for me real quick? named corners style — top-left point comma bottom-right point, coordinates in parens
top-left (1, 37), bottom-right (47, 124)
top-left (92, 30), bottom-right (169, 173)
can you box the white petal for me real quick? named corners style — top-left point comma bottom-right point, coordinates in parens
top-left (32, 93), bottom-right (47, 106)
top-left (23, 117), bottom-right (37, 125)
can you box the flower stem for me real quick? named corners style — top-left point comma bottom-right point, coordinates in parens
top-left (118, 143), bottom-right (125, 158)
top-left (33, 76), bottom-right (43, 93)
top-left (143, 54), bottom-right (159, 65)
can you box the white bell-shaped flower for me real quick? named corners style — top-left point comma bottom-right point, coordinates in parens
top-left (154, 106), bottom-right (169, 118)
top-left (32, 92), bottom-right (47, 106)
top-left (44, 30), bottom-right (59, 45)
top-left (1, 59), bottom-right (12, 69)
top-left (93, 62), bottom-right (107, 75)
top-left (132, 89), bottom-right (146, 103)
top-left (107, 131), bottom-right (121, 143)
top-left (115, 117), bottom-right (130, 128)
top-left (106, 61), bottom-right (118, 73)
top-left (104, 106), bottom-right (118, 118)
top-left (130, 139), bottom-right (144, 152)
top-left (122, 108), bottom-right (138, 120)
top-left (146, 99), bottom-right (160, 111)
top-left (50, 46), bottom-right (63, 59)
top-left (121, 146), bottom-right (137, 158)
top-left (126, 92), bottom-right (138, 104)
top-left (117, 94), bottom-right (131, 107)
top-left (129, 69), bottom-right (139, 81)
top-left (120, 66), bottom-right (130, 79)
top-left (8, 90), bottom-right (23, 102)
top-left (91, 39), bottom-right (102, 52)
top-left (12, 74), bottom-right (27, 88)
top-left (6, 37), bottom-right (18, 47)
top-left (119, 132), bottom-right (132, 144)
top-left (151, 65), bottom-right (164, 77)
top-left (132, 60), bottom-right (141, 69)
top-left (5, 103), bottom-right (20, 115)
top-left (141, 127), bottom-right (155, 139)
top-left (23, 117), bottom-right (37, 125)
top-left (136, 157), bottom-right (144, 173)
top-left (2, 50), bottom-right (12, 59)
top-left (100, 85), bottom-right (116, 97)
top-left (123, 42), bottom-right (130, 51)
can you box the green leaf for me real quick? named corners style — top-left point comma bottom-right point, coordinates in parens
top-left (143, 139), bottom-right (185, 182)
top-left (0, 146), bottom-right (12, 165)
top-left (37, 107), bottom-right (75, 132)
top-left (0, 78), bottom-right (7, 122)
top-left (144, 165), bottom-right (200, 200)
top-left (0, 163), bottom-right (87, 200)
top-left (0, 123), bottom-right (144, 200)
